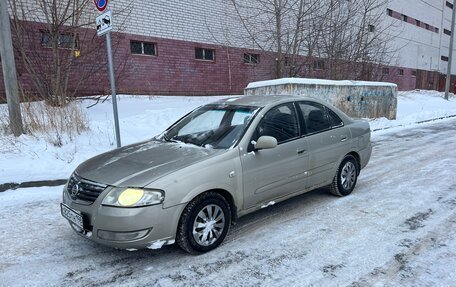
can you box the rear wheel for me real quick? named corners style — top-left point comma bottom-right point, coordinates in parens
top-left (330, 155), bottom-right (358, 196)
top-left (177, 192), bottom-right (231, 254)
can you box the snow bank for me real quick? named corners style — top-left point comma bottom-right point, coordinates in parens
top-left (369, 90), bottom-right (456, 131)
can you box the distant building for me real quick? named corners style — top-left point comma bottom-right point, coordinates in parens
top-left (1, 0), bottom-right (456, 100)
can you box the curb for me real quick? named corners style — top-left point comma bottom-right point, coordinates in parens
top-left (0, 179), bottom-right (67, 192)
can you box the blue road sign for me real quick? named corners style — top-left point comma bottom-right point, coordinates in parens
top-left (94, 0), bottom-right (108, 12)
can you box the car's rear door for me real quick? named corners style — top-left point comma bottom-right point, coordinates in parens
top-left (296, 101), bottom-right (350, 189)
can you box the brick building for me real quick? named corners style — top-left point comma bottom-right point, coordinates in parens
top-left (1, 0), bottom-right (456, 100)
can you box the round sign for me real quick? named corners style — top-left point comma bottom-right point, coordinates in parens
top-left (94, 0), bottom-right (108, 12)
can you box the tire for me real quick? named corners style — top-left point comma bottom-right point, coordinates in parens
top-left (176, 192), bottom-right (231, 254)
top-left (330, 155), bottom-right (359, 197)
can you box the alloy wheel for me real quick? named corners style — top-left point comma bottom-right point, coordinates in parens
top-left (341, 161), bottom-right (356, 190)
top-left (192, 204), bottom-right (226, 246)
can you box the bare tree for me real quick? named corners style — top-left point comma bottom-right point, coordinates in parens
top-left (230, 0), bottom-right (322, 78)
top-left (8, 0), bottom-right (133, 106)
top-left (314, 0), bottom-right (397, 80)
top-left (230, 0), bottom-right (397, 81)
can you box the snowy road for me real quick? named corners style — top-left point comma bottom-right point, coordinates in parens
top-left (1, 118), bottom-right (456, 286)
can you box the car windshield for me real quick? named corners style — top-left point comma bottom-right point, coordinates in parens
top-left (161, 104), bottom-right (258, 149)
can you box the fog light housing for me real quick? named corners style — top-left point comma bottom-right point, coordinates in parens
top-left (97, 228), bottom-right (151, 241)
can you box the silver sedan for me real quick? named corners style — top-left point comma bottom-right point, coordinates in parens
top-left (61, 95), bottom-right (372, 254)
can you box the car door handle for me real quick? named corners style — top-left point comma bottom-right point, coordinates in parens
top-left (340, 136), bottom-right (348, 142)
top-left (297, 149), bottom-right (307, 154)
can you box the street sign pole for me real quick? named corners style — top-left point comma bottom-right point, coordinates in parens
top-left (445, 3), bottom-right (456, 101)
top-left (94, 0), bottom-right (121, 148)
top-left (106, 31), bottom-right (121, 148)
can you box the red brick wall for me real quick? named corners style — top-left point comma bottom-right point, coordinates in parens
top-left (114, 34), bottom-right (276, 95)
top-left (0, 21), bottom-right (449, 102)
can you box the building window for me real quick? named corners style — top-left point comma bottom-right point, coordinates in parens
top-left (313, 60), bottom-right (325, 70)
top-left (435, 27), bottom-right (439, 33)
top-left (368, 24), bottom-right (375, 32)
top-left (415, 20), bottom-right (421, 27)
top-left (411, 70), bottom-right (417, 77)
top-left (130, 41), bottom-right (156, 56)
top-left (401, 14), bottom-right (408, 22)
top-left (195, 48), bottom-right (215, 61)
top-left (382, 68), bottom-right (389, 75)
top-left (40, 31), bottom-right (78, 49)
top-left (425, 23), bottom-right (430, 30)
top-left (447, 1), bottom-right (454, 9)
top-left (444, 29), bottom-right (452, 36)
top-left (387, 8), bottom-right (392, 16)
top-left (244, 53), bottom-right (260, 64)
top-left (398, 69), bottom-right (404, 76)
top-left (441, 55), bottom-right (449, 62)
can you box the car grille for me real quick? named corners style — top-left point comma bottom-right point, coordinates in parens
top-left (67, 173), bottom-right (107, 203)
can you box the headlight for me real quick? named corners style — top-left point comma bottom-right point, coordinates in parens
top-left (102, 188), bottom-right (164, 207)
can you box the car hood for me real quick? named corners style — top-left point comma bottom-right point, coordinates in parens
top-left (76, 139), bottom-right (222, 187)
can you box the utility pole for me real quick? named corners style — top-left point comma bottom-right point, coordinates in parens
top-left (0, 0), bottom-right (23, 136)
top-left (445, 2), bottom-right (456, 101)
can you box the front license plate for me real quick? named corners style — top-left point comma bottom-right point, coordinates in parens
top-left (61, 203), bottom-right (83, 229)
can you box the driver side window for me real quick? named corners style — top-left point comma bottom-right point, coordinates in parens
top-left (253, 103), bottom-right (299, 144)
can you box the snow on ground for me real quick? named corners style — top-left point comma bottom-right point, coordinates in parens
top-left (0, 118), bottom-right (456, 286)
top-left (369, 90), bottom-right (456, 131)
top-left (0, 90), bottom-right (456, 286)
top-left (0, 90), bottom-right (455, 185)
top-left (0, 95), bottom-right (227, 183)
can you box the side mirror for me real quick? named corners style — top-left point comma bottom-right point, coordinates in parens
top-left (255, 136), bottom-right (278, 150)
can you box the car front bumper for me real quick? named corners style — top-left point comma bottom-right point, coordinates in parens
top-left (62, 187), bottom-right (185, 250)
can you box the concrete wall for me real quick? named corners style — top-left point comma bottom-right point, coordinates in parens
top-left (245, 79), bottom-right (398, 120)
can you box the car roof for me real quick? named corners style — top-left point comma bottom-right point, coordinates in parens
top-left (211, 95), bottom-right (354, 123)
top-left (211, 95), bottom-right (319, 108)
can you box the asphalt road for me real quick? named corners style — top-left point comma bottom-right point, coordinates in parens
top-left (1, 118), bottom-right (455, 286)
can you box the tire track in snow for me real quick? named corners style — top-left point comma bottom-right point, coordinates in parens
top-left (349, 209), bottom-right (456, 286)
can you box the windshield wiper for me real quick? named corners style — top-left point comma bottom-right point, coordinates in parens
top-left (162, 133), bottom-right (178, 143)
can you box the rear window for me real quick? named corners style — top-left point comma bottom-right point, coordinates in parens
top-left (327, 108), bottom-right (343, 127)
top-left (298, 102), bottom-right (331, 134)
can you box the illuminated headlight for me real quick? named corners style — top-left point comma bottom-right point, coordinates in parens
top-left (102, 188), bottom-right (164, 207)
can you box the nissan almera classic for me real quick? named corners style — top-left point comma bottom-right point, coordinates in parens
top-left (61, 95), bottom-right (372, 254)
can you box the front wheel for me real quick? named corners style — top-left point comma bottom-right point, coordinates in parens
top-left (330, 155), bottom-right (359, 196)
top-left (176, 192), bottom-right (231, 254)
